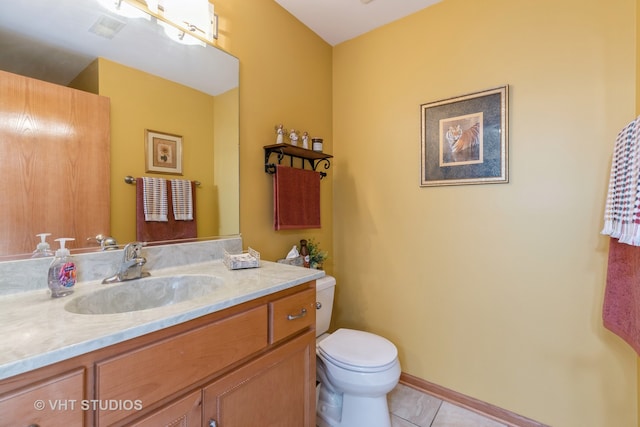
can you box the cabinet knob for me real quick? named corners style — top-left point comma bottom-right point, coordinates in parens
top-left (287, 308), bottom-right (307, 320)
top-left (209, 419), bottom-right (217, 427)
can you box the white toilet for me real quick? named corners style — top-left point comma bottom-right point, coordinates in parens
top-left (315, 275), bottom-right (401, 427)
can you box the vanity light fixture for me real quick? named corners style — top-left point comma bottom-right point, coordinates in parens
top-left (102, 0), bottom-right (219, 46)
top-left (96, 0), bottom-right (151, 20)
top-left (160, 0), bottom-right (217, 45)
top-left (158, 21), bottom-right (206, 46)
top-left (144, 0), bottom-right (159, 12)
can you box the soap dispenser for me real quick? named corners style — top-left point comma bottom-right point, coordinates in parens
top-left (32, 233), bottom-right (54, 258)
top-left (48, 238), bottom-right (77, 298)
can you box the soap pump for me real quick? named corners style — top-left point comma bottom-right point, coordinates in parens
top-left (32, 233), bottom-right (54, 258)
top-left (48, 238), bottom-right (77, 298)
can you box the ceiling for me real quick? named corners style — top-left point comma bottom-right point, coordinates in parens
top-left (0, 0), bottom-right (238, 95)
top-left (274, 0), bottom-right (441, 46)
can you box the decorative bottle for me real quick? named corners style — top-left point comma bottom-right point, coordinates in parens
top-left (300, 239), bottom-right (310, 268)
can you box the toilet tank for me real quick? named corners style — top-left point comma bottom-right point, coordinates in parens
top-left (315, 275), bottom-right (336, 337)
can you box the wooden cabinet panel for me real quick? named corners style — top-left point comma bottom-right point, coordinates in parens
top-left (96, 305), bottom-right (268, 426)
top-left (0, 368), bottom-right (84, 427)
top-left (269, 287), bottom-right (316, 344)
top-left (203, 330), bottom-right (316, 427)
top-left (129, 390), bottom-right (202, 427)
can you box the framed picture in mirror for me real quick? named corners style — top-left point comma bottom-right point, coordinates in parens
top-left (420, 85), bottom-right (508, 186)
top-left (145, 129), bottom-right (183, 175)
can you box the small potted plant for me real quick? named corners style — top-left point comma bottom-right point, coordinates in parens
top-left (306, 238), bottom-right (328, 269)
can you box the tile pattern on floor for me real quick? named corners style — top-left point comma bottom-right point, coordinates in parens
top-left (388, 384), bottom-right (508, 427)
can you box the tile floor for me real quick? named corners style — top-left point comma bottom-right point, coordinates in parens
top-left (387, 384), bottom-right (508, 427)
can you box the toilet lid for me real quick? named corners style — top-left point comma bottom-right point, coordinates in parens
top-left (317, 328), bottom-right (398, 371)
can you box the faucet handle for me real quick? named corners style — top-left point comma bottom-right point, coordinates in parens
top-left (123, 241), bottom-right (145, 260)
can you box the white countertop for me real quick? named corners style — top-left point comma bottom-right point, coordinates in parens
top-left (0, 260), bottom-right (324, 381)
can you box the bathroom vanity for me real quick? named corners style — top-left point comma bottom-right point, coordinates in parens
top-left (0, 238), bottom-right (323, 426)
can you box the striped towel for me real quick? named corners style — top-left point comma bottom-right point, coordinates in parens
top-left (142, 177), bottom-right (168, 222)
top-left (602, 116), bottom-right (640, 245)
top-left (171, 179), bottom-right (193, 221)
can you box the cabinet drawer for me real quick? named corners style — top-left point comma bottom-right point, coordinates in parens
top-left (269, 287), bottom-right (316, 343)
top-left (0, 369), bottom-right (84, 427)
top-left (96, 305), bottom-right (268, 426)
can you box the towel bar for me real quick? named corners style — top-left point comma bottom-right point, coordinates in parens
top-left (124, 175), bottom-right (201, 186)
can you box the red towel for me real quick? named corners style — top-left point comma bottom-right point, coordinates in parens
top-left (273, 165), bottom-right (321, 230)
top-left (136, 180), bottom-right (197, 242)
top-left (603, 237), bottom-right (640, 355)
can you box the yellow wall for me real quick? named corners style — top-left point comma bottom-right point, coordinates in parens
top-left (215, 0), bottom-right (334, 265)
top-left (332, 0), bottom-right (636, 426)
top-left (214, 87), bottom-right (240, 236)
top-left (96, 58), bottom-right (219, 242)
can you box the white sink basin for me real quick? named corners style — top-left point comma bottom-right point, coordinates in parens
top-left (64, 275), bottom-right (222, 314)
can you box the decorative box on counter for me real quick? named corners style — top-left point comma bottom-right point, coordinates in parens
top-left (224, 248), bottom-right (261, 270)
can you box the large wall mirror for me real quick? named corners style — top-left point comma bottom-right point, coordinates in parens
top-left (0, 0), bottom-right (240, 259)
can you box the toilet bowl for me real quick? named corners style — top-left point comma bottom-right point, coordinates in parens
top-left (315, 276), bottom-right (401, 427)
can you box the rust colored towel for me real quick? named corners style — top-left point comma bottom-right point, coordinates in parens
top-left (273, 165), bottom-right (321, 230)
top-left (603, 237), bottom-right (640, 355)
top-left (136, 180), bottom-right (197, 242)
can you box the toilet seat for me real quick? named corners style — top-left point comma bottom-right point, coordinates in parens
top-left (317, 328), bottom-right (398, 373)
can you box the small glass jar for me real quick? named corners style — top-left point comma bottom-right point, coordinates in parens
top-left (312, 138), bottom-right (323, 152)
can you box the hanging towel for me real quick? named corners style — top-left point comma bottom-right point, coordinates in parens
top-left (602, 116), bottom-right (640, 244)
top-left (136, 179), bottom-right (197, 242)
top-left (142, 177), bottom-right (168, 222)
top-left (170, 179), bottom-right (193, 221)
top-left (602, 116), bottom-right (640, 355)
top-left (273, 165), bottom-right (321, 230)
top-left (603, 238), bottom-right (640, 355)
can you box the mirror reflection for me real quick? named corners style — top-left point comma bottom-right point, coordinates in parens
top-left (0, 0), bottom-right (240, 259)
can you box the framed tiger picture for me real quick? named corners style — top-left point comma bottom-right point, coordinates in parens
top-left (420, 86), bottom-right (509, 186)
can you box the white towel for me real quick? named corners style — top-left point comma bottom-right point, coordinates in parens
top-left (602, 116), bottom-right (640, 245)
top-left (142, 177), bottom-right (168, 222)
top-left (171, 179), bottom-right (193, 221)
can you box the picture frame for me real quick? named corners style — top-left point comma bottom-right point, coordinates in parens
top-left (145, 129), bottom-right (183, 175)
top-left (420, 86), bottom-right (508, 186)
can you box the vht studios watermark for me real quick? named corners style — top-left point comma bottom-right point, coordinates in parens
top-left (34, 399), bottom-right (143, 411)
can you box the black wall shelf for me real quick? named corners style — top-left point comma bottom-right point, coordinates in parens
top-left (264, 143), bottom-right (332, 178)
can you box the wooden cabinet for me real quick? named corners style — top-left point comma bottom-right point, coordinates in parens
top-left (0, 69), bottom-right (110, 256)
top-left (129, 390), bottom-right (202, 427)
top-left (0, 281), bottom-right (316, 427)
top-left (203, 331), bottom-right (316, 427)
top-left (0, 369), bottom-right (84, 427)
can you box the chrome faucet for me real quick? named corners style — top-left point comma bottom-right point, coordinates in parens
top-left (88, 234), bottom-right (119, 251)
top-left (102, 242), bottom-right (150, 284)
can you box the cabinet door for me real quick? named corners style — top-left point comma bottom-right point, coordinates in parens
top-left (0, 69), bottom-right (110, 256)
top-left (129, 390), bottom-right (201, 427)
top-left (203, 330), bottom-right (316, 427)
top-left (0, 369), bottom-right (84, 427)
